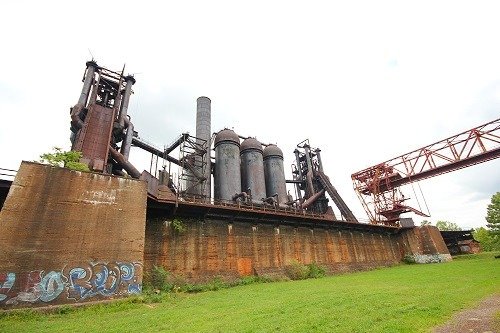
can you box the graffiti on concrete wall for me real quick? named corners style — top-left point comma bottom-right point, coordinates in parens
top-left (0, 261), bottom-right (142, 306)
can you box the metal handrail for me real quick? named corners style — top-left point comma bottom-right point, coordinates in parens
top-left (177, 194), bottom-right (332, 220)
top-left (0, 168), bottom-right (17, 178)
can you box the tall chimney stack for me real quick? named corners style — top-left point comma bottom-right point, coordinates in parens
top-left (196, 96), bottom-right (212, 198)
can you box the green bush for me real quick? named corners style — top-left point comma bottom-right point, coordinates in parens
top-left (284, 261), bottom-right (327, 280)
top-left (403, 254), bottom-right (416, 264)
top-left (39, 147), bottom-right (89, 171)
top-left (171, 218), bottom-right (186, 233)
top-left (143, 266), bottom-right (173, 292)
top-left (307, 262), bottom-right (326, 278)
top-left (284, 260), bottom-right (310, 280)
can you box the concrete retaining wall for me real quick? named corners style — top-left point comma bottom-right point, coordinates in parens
top-left (0, 162), bottom-right (147, 309)
top-left (145, 217), bottom-right (409, 281)
top-left (0, 162), bottom-right (451, 309)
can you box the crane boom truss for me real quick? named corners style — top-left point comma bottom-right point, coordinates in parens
top-left (351, 117), bottom-right (500, 226)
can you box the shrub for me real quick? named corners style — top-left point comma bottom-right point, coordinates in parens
top-left (144, 266), bottom-right (172, 292)
top-left (285, 260), bottom-right (310, 280)
top-left (39, 147), bottom-right (89, 171)
top-left (307, 262), bottom-right (326, 278)
top-left (403, 254), bottom-right (416, 264)
top-left (171, 218), bottom-right (186, 233)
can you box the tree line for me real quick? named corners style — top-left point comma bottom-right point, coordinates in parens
top-left (420, 192), bottom-right (500, 251)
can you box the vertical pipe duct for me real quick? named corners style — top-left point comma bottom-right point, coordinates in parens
top-left (71, 61), bottom-right (98, 146)
top-left (293, 149), bottom-right (303, 201)
top-left (315, 148), bottom-right (324, 173)
top-left (303, 144), bottom-right (316, 197)
top-left (196, 96), bottom-right (211, 198)
top-left (119, 75), bottom-right (136, 127)
top-left (78, 61), bottom-right (98, 106)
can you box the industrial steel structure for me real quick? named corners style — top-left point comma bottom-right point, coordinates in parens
top-left (352, 117), bottom-right (500, 226)
top-left (67, 61), bottom-right (358, 222)
top-left (67, 61), bottom-right (500, 228)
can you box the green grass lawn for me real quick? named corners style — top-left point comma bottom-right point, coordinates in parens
top-left (1, 253), bottom-right (499, 333)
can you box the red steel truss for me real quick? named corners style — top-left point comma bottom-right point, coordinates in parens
top-left (352, 117), bottom-right (500, 226)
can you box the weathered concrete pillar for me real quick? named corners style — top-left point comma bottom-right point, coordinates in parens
top-left (0, 162), bottom-right (147, 309)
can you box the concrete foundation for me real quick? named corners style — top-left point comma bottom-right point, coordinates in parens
top-left (0, 162), bottom-right (147, 309)
top-left (144, 217), bottom-right (450, 281)
top-left (0, 162), bottom-right (450, 309)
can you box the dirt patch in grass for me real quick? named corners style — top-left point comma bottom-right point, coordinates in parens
top-left (433, 294), bottom-right (500, 333)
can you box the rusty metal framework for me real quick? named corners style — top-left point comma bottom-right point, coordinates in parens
top-left (352, 117), bottom-right (500, 226)
top-left (177, 134), bottom-right (208, 197)
top-left (292, 140), bottom-right (358, 222)
top-left (70, 61), bottom-right (140, 178)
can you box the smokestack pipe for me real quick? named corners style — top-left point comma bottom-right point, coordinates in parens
top-left (196, 96), bottom-right (211, 198)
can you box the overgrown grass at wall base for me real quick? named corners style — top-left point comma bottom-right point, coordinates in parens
top-left (143, 266), bottom-right (283, 294)
top-left (284, 261), bottom-right (326, 280)
top-left (1, 253), bottom-right (499, 333)
top-left (144, 261), bottom-right (327, 293)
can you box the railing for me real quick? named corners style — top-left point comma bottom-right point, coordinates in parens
top-left (176, 194), bottom-right (346, 220)
top-left (0, 168), bottom-right (17, 179)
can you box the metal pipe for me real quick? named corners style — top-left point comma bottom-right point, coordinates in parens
top-left (119, 75), bottom-right (136, 128)
top-left (294, 149), bottom-right (303, 178)
top-left (293, 149), bottom-right (303, 201)
top-left (165, 133), bottom-right (189, 155)
top-left (315, 148), bottom-right (324, 173)
top-left (131, 136), bottom-right (181, 165)
top-left (232, 191), bottom-right (248, 202)
top-left (108, 145), bottom-right (141, 179)
top-left (70, 61), bottom-right (98, 136)
top-left (303, 144), bottom-right (315, 197)
top-left (78, 61), bottom-right (98, 106)
top-left (301, 189), bottom-right (325, 209)
top-left (303, 145), bottom-right (313, 173)
top-left (120, 117), bottom-right (134, 159)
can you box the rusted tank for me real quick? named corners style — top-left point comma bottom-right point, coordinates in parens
top-left (263, 144), bottom-right (287, 206)
top-left (214, 129), bottom-right (241, 201)
top-left (240, 138), bottom-right (266, 204)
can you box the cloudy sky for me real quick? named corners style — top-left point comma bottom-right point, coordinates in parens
top-left (1, 1), bottom-right (499, 229)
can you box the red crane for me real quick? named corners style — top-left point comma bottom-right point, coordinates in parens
top-left (351, 117), bottom-right (500, 226)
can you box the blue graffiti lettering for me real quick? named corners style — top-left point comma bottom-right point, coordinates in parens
top-left (39, 271), bottom-right (65, 302)
top-left (119, 263), bottom-right (134, 281)
top-left (128, 284), bottom-right (142, 294)
top-left (94, 265), bottom-right (119, 296)
top-left (68, 267), bottom-right (94, 300)
top-left (0, 273), bottom-right (16, 301)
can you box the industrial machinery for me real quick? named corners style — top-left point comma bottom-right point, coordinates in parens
top-left (70, 61), bottom-right (140, 177)
top-left (290, 140), bottom-right (358, 222)
top-left (69, 61), bottom-right (359, 223)
top-left (352, 117), bottom-right (500, 226)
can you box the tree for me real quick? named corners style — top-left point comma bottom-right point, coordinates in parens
top-left (435, 220), bottom-right (462, 231)
top-left (39, 147), bottom-right (90, 172)
top-left (472, 227), bottom-right (499, 251)
top-left (420, 220), bottom-right (432, 226)
top-left (486, 192), bottom-right (500, 236)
